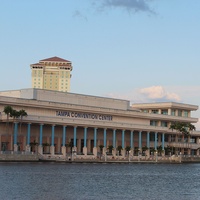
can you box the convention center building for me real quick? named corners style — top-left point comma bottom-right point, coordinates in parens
top-left (0, 88), bottom-right (199, 159)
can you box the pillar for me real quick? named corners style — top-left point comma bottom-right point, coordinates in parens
top-left (103, 128), bottom-right (107, 155)
top-left (130, 130), bottom-right (134, 156)
top-left (38, 124), bottom-right (43, 155)
top-left (112, 129), bottom-right (116, 157)
top-left (146, 132), bottom-right (150, 157)
top-left (93, 127), bottom-right (98, 157)
top-left (121, 130), bottom-right (125, 157)
top-left (61, 126), bottom-right (66, 157)
top-left (73, 126), bottom-right (77, 152)
top-left (130, 131), bottom-right (133, 149)
top-left (83, 127), bottom-right (87, 155)
top-left (50, 125), bottom-right (55, 155)
top-left (154, 132), bottom-right (158, 150)
top-left (162, 133), bottom-right (165, 156)
top-left (26, 123), bottom-right (31, 152)
top-left (162, 133), bottom-right (165, 150)
top-left (14, 122), bottom-right (18, 152)
top-left (139, 131), bottom-right (142, 150)
top-left (113, 129), bottom-right (116, 148)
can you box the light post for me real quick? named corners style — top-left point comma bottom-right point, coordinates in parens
top-left (155, 150), bottom-right (158, 163)
top-left (117, 150), bottom-right (119, 161)
top-left (105, 150), bottom-right (107, 162)
top-left (129, 150), bottom-right (131, 162)
top-left (138, 149), bottom-right (140, 162)
top-left (72, 150), bottom-right (74, 161)
top-left (180, 152), bottom-right (182, 163)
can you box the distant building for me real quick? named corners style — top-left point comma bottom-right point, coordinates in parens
top-left (30, 56), bottom-right (73, 92)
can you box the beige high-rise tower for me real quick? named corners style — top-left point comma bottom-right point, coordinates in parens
top-left (30, 56), bottom-right (73, 92)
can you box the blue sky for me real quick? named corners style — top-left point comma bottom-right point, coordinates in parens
top-left (1, 0), bottom-right (200, 127)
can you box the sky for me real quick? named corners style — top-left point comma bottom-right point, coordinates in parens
top-left (1, 0), bottom-right (200, 128)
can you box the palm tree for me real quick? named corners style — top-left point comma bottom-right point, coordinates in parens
top-left (157, 145), bottom-right (163, 156)
top-left (99, 144), bottom-right (104, 154)
top-left (117, 145), bottom-right (123, 155)
top-left (125, 146), bottom-right (131, 155)
top-left (3, 106), bottom-right (14, 145)
top-left (18, 109), bottom-right (28, 135)
top-left (107, 145), bottom-right (113, 154)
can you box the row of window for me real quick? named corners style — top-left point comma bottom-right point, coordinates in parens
top-left (150, 120), bottom-right (168, 127)
top-left (144, 109), bottom-right (189, 117)
top-left (148, 134), bottom-right (196, 143)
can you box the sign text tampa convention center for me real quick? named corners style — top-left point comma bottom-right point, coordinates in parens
top-left (56, 111), bottom-right (113, 121)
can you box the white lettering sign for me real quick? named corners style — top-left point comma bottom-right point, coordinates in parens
top-left (56, 111), bottom-right (113, 121)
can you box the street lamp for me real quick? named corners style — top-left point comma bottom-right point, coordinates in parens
top-left (105, 150), bottom-right (107, 162)
top-left (129, 150), bottom-right (131, 162)
top-left (138, 149), bottom-right (141, 162)
top-left (117, 150), bottom-right (119, 161)
top-left (155, 150), bottom-right (158, 163)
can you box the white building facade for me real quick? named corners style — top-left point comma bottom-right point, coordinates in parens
top-left (0, 88), bottom-right (199, 160)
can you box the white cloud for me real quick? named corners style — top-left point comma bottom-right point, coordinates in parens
top-left (139, 86), bottom-right (181, 102)
top-left (104, 85), bottom-right (181, 103)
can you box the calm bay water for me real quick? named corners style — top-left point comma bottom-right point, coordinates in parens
top-left (0, 162), bottom-right (200, 200)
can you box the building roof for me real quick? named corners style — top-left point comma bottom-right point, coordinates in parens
top-left (30, 63), bottom-right (44, 66)
top-left (40, 56), bottom-right (70, 63)
top-left (132, 102), bottom-right (198, 111)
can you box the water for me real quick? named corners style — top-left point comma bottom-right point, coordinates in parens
top-left (0, 162), bottom-right (200, 200)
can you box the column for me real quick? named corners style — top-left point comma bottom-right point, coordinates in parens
top-left (139, 131), bottom-right (142, 150)
top-left (130, 131), bottom-right (133, 149)
top-left (26, 123), bottom-right (31, 152)
top-left (14, 122), bottom-right (18, 152)
top-left (61, 126), bottom-right (66, 157)
top-left (38, 124), bottom-right (43, 154)
top-left (113, 129), bottom-right (116, 148)
top-left (83, 127), bottom-right (87, 155)
top-left (154, 132), bottom-right (158, 150)
top-left (129, 130), bottom-right (134, 157)
top-left (112, 129), bottom-right (116, 157)
top-left (103, 128), bottom-right (107, 155)
top-left (50, 125), bottom-right (55, 155)
top-left (122, 130), bottom-right (125, 149)
top-left (93, 127), bottom-right (98, 157)
top-left (146, 132), bottom-right (150, 157)
top-left (121, 130), bottom-right (126, 157)
top-left (162, 133), bottom-right (165, 156)
top-left (73, 126), bottom-right (77, 152)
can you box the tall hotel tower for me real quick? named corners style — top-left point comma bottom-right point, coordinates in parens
top-left (30, 56), bottom-right (73, 92)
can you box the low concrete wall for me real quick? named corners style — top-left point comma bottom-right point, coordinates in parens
top-left (0, 153), bottom-right (39, 161)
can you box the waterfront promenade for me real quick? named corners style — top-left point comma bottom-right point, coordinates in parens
top-left (1, 151), bottom-right (200, 163)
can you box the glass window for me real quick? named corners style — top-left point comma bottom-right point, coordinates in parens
top-left (190, 137), bottom-right (196, 143)
top-left (152, 110), bottom-right (158, 114)
top-left (161, 110), bottom-right (168, 115)
top-left (161, 121), bottom-right (168, 127)
top-left (183, 111), bottom-right (188, 117)
top-left (171, 135), bottom-right (176, 142)
top-left (164, 134), bottom-right (169, 142)
top-left (177, 136), bottom-right (182, 142)
top-left (178, 110), bottom-right (182, 116)
top-left (171, 110), bottom-right (176, 116)
top-left (150, 120), bottom-right (158, 126)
